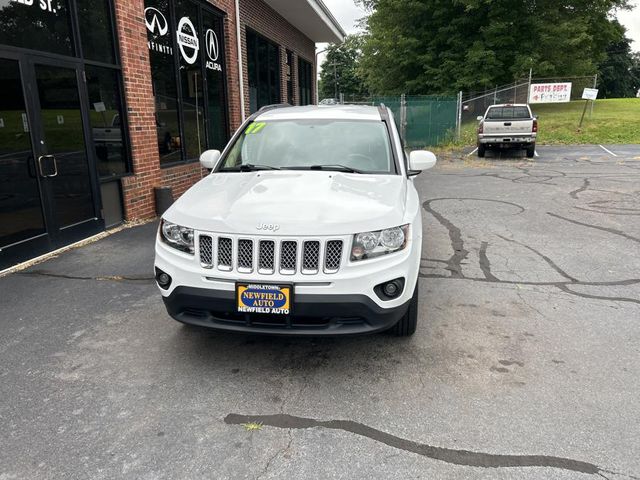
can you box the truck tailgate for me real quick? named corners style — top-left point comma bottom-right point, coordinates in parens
top-left (483, 119), bottom-right (532, 136)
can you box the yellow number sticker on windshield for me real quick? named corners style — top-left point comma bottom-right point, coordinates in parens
top-left (245, 122), bottom-right (267, 135)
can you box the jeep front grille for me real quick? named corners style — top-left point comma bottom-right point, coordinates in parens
top-left (217, 237), bottom-right (233, 271)
top-left (258, 240), bottom-right (275, 274)
top-left (280, 241), bottom-right (297, 274)
top-left (197, 234), bottom-right (343, 275)
top-left (199, 236), bottom-right (213, 269)
top-left (324, 240), bottom-right (343, 273)
top-left (302, 241), bottom-right (320, 274)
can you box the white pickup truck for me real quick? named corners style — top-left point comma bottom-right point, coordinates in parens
top-left (476, 104), bottom-right (537, 157)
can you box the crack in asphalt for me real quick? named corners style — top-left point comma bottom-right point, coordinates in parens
top-left (570, 178), bottom-right (591, 199)
top-left (478, 241), bottom-right (498, 281)
top-left (547, 212), bottom-right (640, 244)
top-left (16, 270), bottom-right (154, 282)
top-left (423, 198), bottom-right (524, 278)
top-left (225, 413), bottom-right (639, 479)
top-left (421, 196), bottom-right (639, 305)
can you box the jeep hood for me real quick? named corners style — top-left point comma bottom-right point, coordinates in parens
top-left (165, 171), bottom-right (407, 236)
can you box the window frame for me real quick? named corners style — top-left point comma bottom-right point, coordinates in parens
top-left (246, 28), bottom-right (282, 113)
top-left (298, 56), bottom-right (313, 106)
top-left (154, 0), bottom-right (230, 169)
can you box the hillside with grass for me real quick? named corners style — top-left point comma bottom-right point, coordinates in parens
top-left (451, 98), bottom-right (640, 148)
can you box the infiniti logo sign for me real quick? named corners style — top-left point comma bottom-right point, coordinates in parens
top-left (144, 7), bottom-right (168, 36)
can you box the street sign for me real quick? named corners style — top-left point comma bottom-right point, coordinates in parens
top-left (529, 82), bottom-right (572, 103)
top-left (582, 88), bottom-right (599, 100)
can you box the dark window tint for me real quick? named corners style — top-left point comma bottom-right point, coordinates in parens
top-left (35, 65), bottom-right (95, 228)
top-left (145, 0), bottom-right (181, 165)
top-left (202, 10), bottom-right (227, 151)
top-left (485, 106), bottom-right (531, 119)
top-left (176, 0), bottom-right (205, 160)
top-left (0, 0), bottom-right (73, 55)
top-left (286, 50), bottom-right (294, 105)
top-left (85, 66), bottom-right (128, 177)
top-left (76, 0), bottom-right (115, 63)
top-left (247, 30), bottom-right (280, 112)
top-left (0, 58), bottom-right (46, 248)
top-left (298, 58), bottom-right (313, 106)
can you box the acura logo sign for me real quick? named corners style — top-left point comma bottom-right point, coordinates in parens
top-left (205, 29), bottom-right (219, 62)
top-left (177, 16), bottom-right (199, 64)
top-left (144, 7), bottom-right (168, 36)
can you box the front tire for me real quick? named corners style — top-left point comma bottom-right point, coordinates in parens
top-left (390, 283), bottom-right (418, 337)
top-left (477, 144), bottom-right (486, 158)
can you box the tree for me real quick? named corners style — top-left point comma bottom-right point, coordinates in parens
top-left (356, 0), bottom-right (631, 95)
top-left (598, 26), bottom-right (638, 98)
top-left (319, 35), bottom-right (369, 100)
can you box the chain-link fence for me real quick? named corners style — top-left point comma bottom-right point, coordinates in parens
top-left (342, 94), bottom-right (459, 148)
top-left (461, 75), bottom-right (598, 123)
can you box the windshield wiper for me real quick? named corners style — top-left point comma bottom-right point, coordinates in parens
top-left (285, 164), bottom-right (364, 174)
top-left (221, 164), bottom-right (280, 172)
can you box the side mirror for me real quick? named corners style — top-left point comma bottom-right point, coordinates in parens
top-left (408, 150), bottom-right (437, 175)
top-left (200, 149), bottom-right (221, 169)
top-left (476, 115), bottom-right (483, 121)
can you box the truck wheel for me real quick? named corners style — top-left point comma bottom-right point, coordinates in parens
top-left (477, 145), bottom-right (486, 158)
top-left (526, 145), bottom-right (535, 158)
top-left (390, 283), bottom-right (418, 337)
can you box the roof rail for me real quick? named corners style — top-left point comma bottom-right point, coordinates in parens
top-left (258, 103), bottom-right (291, 113)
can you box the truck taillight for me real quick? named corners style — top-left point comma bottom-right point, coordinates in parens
top-left (478, 122), bottom-right (483, 134)
top-left (532, 119), bottom-right (538, 133)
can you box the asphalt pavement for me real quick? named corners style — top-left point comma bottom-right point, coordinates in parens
top-left (1, 144), bottom-right (639, 479)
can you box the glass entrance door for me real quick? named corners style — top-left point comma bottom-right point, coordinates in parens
top-left (0, 53), bottom-right (103, 270)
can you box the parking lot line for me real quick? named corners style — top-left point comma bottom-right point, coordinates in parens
top-left (599, 145), bottom-right (618, 157)
top-left (467, 147), bottom-right (478, 156)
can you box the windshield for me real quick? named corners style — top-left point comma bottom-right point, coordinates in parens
top-left (485, 106), bottom-right (531, 119)
top-left (218, 119), bottom-right (395, 174)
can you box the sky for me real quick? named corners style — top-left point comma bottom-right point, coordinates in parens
top-left (318, 0), bottom-right (640, 63)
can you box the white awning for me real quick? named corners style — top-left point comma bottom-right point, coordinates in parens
top-left (262, 0), bottom-right (345, 44)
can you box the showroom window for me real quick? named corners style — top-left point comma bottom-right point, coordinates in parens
top-left (247, 30), bottom-right (281, 112)
top-left (144, 0), bottom-right (228, 166)
top-left (285, 50), bottom-right (294, 105)
top-left (78, 0), bottom-right (130, 178)
top-left (298, 58), bottom-right (313, 106)
top-left (0, 0), bottom-right (74, 55)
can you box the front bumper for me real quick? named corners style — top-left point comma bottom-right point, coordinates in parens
top-left (163, 286), bottom-right (410, 336)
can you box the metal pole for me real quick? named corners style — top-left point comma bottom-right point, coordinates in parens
top-left (457, 91), bottom-right (462, 139)
top-left (494, 86), bottom-right (497, 105)
top-left (590, 74), bottom-right (597, 117)
top-left (400, 94), bottom-right (407, 144)
top-left (314, 47), bottom-right (328, 105)
top-left (527, 68), bottom-right (532, 104)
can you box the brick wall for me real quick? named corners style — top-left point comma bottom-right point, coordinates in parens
top-left (113, 0), bottom-right (316, 220)
top-left (238, 0), bottom-right (316, 116)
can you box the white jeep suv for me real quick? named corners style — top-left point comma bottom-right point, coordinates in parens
top-left (154, 104), bottom-right (436, 336)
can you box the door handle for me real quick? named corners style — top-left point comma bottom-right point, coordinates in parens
top-left (37, 155), bottom-right (58, 178)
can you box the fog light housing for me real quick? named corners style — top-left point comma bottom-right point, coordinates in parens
top-left (155, 268), bottom-right (172, 290)
top-left (374, 278), bottom-right (405, 300)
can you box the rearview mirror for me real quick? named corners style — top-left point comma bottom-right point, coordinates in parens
top-left (200, 149), bottom-right (221, 169)
top-left (476, 115), bottom-right (483, 121)
top-left (408, 150), bottom-right (437, 175)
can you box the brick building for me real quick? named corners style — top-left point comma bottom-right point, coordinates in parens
top-left (0, 0), bottom-right (344, 269)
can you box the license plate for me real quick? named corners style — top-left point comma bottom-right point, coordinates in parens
top-left (237, 283), bottom-right (292, 315)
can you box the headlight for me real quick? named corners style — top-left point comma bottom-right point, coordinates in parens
top-left (160, 220), bottom-right (194, 254)
top-left (351, 225), bottom-right (409, 261)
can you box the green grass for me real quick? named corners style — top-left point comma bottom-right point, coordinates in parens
top-left (437, 98), bottom-right (640, 151)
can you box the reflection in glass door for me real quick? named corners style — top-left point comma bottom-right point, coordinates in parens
top-left (0, 58), bottom-right (46, 250)
top-left (0, 55), bottom-right (103, 270)
top-left (34, 64), bottom-right (97, 230)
